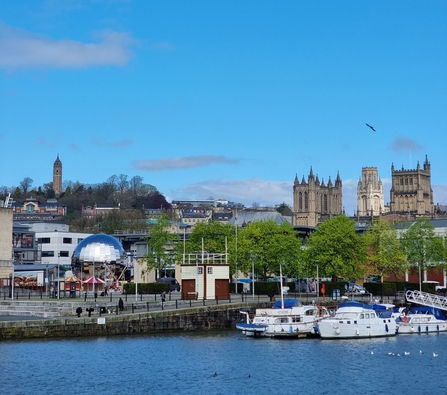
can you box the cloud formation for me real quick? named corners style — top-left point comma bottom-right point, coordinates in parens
top-left (132, 155), bottom-right (241, 171)
top-left (91, 137), bottom-right (133, 147)
top-left (389, 136), bottom-right (423, 153)
top-left (0, 24), bottom-right (134, 69)
top-left (167, 178), bottom-right (292, 208)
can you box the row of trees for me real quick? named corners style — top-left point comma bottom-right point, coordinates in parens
top-left (0, 175), bottom-right (172, 220)
top-left (142, 215), bottom-right (447, 282)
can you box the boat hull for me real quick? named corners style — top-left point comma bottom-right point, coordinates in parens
top-left (318, 319), bottom-right (396, 339)
top-left (397, 323), bottom-right (447, 334)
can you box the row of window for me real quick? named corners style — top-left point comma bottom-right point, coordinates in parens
top-left (197, 267), bottom-right (213, 274)
top-left (41, 251), bottom-right (70, 258)
top-left (37, 238), bottom-right (84, 244)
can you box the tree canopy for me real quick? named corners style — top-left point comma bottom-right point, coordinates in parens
top-left (302, 215), bottom-right (368, 281)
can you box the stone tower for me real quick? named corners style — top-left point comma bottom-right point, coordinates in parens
top-left (389, 155), bottom-right (433, 216)
top-left (292, 167), bottom-right (343, 227)
top-left (53, 155), bottom-right (62, 196)
top-left (357, 167), bottom-right (384, 216)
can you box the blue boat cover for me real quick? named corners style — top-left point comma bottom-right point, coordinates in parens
top-left (273, 299), bottom-right (301, 309)
top-left (408, 306), bottom-right (446, 320)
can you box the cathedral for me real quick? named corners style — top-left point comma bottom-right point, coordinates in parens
top-left (389, 155), bottom-right (433, 216)
top-left (292, 167), bottom-right (343, 227)
top-left (357, 167), bottom-right (384, 216)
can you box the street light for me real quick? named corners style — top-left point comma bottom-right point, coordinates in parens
top-left (316, 260), bottom-right (319, 300)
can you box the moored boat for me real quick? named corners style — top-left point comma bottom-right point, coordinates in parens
top-left (236, 299), bottom-right (330, 338)
top-left (318, 301), bottom-right (397, 339)
top-left (396, 306), bottom-right (447, 334)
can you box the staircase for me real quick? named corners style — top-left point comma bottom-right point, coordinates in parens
top-left (405, 290), bottom-right (447, 311)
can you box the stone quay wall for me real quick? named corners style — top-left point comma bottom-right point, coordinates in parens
top-left (0, 302), bottom-right (268, 340)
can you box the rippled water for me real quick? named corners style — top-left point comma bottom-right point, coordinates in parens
top-left (2, 331), bottom-right (447, 395)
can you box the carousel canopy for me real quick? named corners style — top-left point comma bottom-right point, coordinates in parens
top-left (83, 276), bottom-right (105, 284)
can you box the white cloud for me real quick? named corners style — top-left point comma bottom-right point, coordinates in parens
top-left (168, 178), bottom-right (294, 208)
top-left (0, 24), bottom-right (134, 69)
top-left (167, 177), bottom-right (400, 215)
top-left (132, 155), bottom-right (241, 171)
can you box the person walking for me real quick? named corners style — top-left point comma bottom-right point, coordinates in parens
top-left (118, 297), bottom-right (124, 311)
top-left (161, 291), bottom-right (166, 308)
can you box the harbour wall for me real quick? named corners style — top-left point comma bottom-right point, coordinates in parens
top-left (0, 302), bottom-right (269, 340)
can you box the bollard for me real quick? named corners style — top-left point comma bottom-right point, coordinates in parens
top-left (29, 292), bottom-right (31, 300)
top-left (216, 297), bottom-right (219, 305)
top-left (189, 299), bottom-right (192, 307)
top-left (132, 304), bottom-right (135, 313)
top-left (84, 293), bottom-right (87, 302)
top-left (116, 305), bottom-right (119, 315)
top-left (175, 300), bottom-right (178, 309)
top-left (203, 298), bottom-right (206, 306)
top-left (146, 302), bottom-right (150, 312)
top-left (110, 294), bottom-right (113, 303)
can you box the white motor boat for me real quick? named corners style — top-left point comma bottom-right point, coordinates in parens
top-left (318, 301), bottom-right (397, 339)
top-left (236, 299), bottom-right (329, 338)
top-left (396, 306), bottom-right (447, 334)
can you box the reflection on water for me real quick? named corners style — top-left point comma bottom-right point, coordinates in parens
top-left (3, 331), bottom-right (447, 395)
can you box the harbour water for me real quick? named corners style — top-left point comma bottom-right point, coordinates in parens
top-left (2, 330), bottom-right (447, 395)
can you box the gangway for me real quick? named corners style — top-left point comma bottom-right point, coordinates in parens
top-left (405, 290), bottom-right (447, 312)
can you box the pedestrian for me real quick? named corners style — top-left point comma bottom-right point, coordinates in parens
top-left (118, 297), bottom-right (124, 311)
top-left (161, 290), bottom-right (166, 308)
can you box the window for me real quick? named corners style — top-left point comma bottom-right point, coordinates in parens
top-left (77, 238), bottom-right (84, 243)
top-left (42, 251), bottom-right (54, 257)
top-left (63, 238), bottom-right (72, 244)
top-left (197, 267), bottom-right (203, 274)
top-left (59, 251), bottom-right (69, 257)
top-left (26, 204), bottom-right (34, 212)
top-left (38, 238), bottom-right (51, 244)
top-left (207, 267), bottom-right (213, 274)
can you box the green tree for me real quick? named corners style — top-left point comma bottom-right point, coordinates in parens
top-left (364, 219), bottom-right (407, 280)
top-left (302, 215), bottom-right (368, 281)
top-left (236, 220), bottom-right (302, 280)
top-left (400, 219), bottom-right (446, 281)
top-left (141, 214), bottom-right (180, 275)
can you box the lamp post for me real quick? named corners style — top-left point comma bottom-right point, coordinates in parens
top-left (251, 255), bottom-right (255, 300)
top-left (45, 262), bottom-right (49, 296)
top-left (316, 260), bottom-right (319, 301)
top-left (135, 251), bottom-right (138, 302)
top-left (57, 252), bottom-right (60, 300)
top-left (235, 210), bottom-right (238, 294)
top-left (419, 262), bottom-right (422, 292)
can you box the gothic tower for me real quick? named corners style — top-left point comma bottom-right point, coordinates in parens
top-left (357, 167), bottom-right (384, 216)
top-left (389, 155), bottom-right (433, 216)
top-left (53, 155), bottom-right (62, 196)
top-left (292, 167), bottom-right (343, 227)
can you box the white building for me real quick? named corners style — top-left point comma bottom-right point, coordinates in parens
top-left (37, 231), bottom-right (93, 268)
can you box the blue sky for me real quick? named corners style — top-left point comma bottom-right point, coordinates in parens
top-left (1, 1), bottom-right (446, 215)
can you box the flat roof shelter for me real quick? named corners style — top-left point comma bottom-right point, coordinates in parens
top-left (180, 253), bottom-right (229, 300)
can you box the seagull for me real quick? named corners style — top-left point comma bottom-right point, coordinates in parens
top-left (404, 352), bottom-right (410, 356)
top-left (433, 352), bottom-right (439, 357)
top-left (213, 372), bottom-right (217, 377)
top-left (366, 123), bottom-right (376, 131)
top-left (371, 351), bottom-right (374, 355)
top-left (420, 350), bottom-right (424, 354)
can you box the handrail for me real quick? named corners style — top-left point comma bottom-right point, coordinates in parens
top-left (405, 290), bottom-right (447, 311)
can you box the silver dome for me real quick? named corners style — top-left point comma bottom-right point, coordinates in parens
top-left (72, 234), bottom-right (125, 264)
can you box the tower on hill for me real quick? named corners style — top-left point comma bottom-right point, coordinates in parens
top-left (53, 155), bottom-right (62, 196)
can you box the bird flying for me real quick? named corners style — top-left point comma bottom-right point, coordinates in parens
top-left (366, 123), bottom-right (376, 131)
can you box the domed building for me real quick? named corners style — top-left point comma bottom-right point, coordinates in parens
top-left (72, 234), bottom-right (126, 289)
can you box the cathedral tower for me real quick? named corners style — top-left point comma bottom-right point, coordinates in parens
top-left (389, 155), bottom-right (433, 216)
top-left (53, 155), bottom-right (62, 196)
top-left (292, 167), bottom-right (343, 227)
top-left (357, 167), bottom-right (384, 216)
